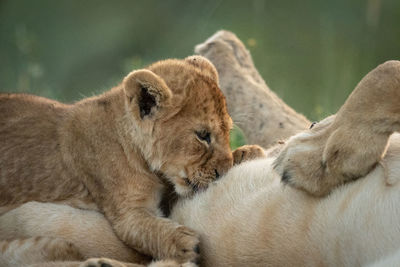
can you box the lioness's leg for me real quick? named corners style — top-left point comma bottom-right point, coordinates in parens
top-left (0, 202), bottom-right (148, 263)
top-left (274, 60), bottom-right (400, 196)
top-left (28, 259), bottom-right (196, 267)
top-left (76, 258), bottom-right (196, 267)
top-left (0, 237), bottom-right (83, 267)
top-left (28, 258), bottom-right (146, 267)
top-left (0, 237), bottom-right (191, 267)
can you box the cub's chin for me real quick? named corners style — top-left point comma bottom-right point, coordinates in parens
top-left (171, 176), bottom-right (209, 197)
top-left (174, 183), bottom-right (193, 197)
top-left (172, 177), bottom-right (195, 197)
top-left (155, 171), bottom-right (195, 197)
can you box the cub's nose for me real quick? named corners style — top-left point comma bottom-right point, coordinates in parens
top-left (214, 155), bottom-right (233, 179)
top-left (214, 169), bottom-right (220, 179)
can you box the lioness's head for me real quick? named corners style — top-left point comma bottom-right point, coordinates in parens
top-left (122, 56), bottom-right (233, 196)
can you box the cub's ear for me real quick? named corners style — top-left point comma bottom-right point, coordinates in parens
top-left (123, 69), bottom-right (172, 119)
top-left (185, 55), bottom-right (219, 84)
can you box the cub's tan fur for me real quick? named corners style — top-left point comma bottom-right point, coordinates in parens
top-left (0, 55), bottom-right (245, 265)
top-left (274, 60), bottom-right (400, 196)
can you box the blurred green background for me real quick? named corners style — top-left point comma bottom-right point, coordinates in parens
top-left (1, 0), bottom-right (399, 148)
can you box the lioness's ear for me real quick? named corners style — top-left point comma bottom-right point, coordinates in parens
top-left (123, 69), bottom-right (172, 119)
top-left (185, 55), bottom-right (219, 84)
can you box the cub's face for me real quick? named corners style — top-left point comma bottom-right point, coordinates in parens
top-left (155, 78), bottom-right (233, 197)
top-left (123, 56), bottom-right (233, 196)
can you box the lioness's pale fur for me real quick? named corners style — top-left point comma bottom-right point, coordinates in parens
top-left (172, 135), bottom-right (400, 266)
top-left (0, 56), bottom-right (239, 265)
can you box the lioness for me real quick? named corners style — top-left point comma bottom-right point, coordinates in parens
top-left (2, 60), bottom-right (400, 267)
top-left (0, 55), bottom-right (265, 265)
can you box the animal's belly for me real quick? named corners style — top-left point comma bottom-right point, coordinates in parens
top-left (171, 158), bottom-right (319, 266)
top-left (308, 163), bottom-right (400, 266)
top-left (172, 155), bottom-right (400, 266)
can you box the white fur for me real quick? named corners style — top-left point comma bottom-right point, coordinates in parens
top-left (367, 249), bottom-right (400, 267)
top-left (170, 134), bottom-right (400, 266)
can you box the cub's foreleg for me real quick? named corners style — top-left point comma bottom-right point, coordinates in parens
top-left (65, 125), bottom-right (200, 263)
top-left (101, 179), bottom-right (200, 264)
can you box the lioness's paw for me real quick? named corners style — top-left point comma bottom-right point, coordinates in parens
top-left (273, 134), bottom-right (329, 196)
top-left (273, 116), bottom-right (348, 196)
top-left (274, 61), bottom-right (400, 196)
top-left (273, 116), bottom-right (387, 196)
top-left (149, 260), bottom-right (197, 267)
top-left (79, 258), bottom-right (127, 267)
top-left (233, 145), bottom-right (265, 165)
top-left (163, 226), bottom-right (200, 263)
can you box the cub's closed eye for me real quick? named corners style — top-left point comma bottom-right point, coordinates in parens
top-left (309, 122), bottom-right (317, 129)
top-left (196, 130), bottom-right (211, 144)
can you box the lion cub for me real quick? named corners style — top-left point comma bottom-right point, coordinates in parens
top-left (0, 56), bottom-right (237, 263)
top-left (274, 60), bottom-right (400, 196)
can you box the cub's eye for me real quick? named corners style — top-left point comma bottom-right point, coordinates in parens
top-left (309, 122), bottom-right (317, 129)
top-left (196, 130), bottom-right (211, 144)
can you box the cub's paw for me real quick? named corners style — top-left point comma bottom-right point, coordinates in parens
top-left (80, 258), bottom-right (127, 267)
top-left (163, 226), bottom-right (200, 263)
top-left (233, 145), bottom-right (265, 165)
top-left (149, 260), bottom-right (197, 267)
